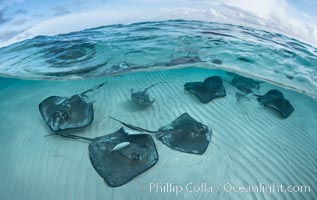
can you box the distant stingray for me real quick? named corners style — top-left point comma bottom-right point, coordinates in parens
top-left (238, 57), bottom-right (254, 63)
top-left (39, 82), bottom-right (106, 132)
top-left (184, 76), bottom-right (226, 103)
top-left (164, 56), bottom-right (202, 66)
top-left (255, 89), bottom-right (294, 119)
top-left (51, 128), bottom-right (158, 187)
top-left (212, 59), bottom-right (223, 65)
top-left (231, 74), bottom-right (262, 94)
top-left (109, 113), bottom-right (212, 155)
top-left (151, 56), bottom-right (203, 67)
top-left (130, 82), bottom-right (168, 106)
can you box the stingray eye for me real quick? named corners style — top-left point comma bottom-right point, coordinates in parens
top-left (199, 125), bottom-right (208, 133)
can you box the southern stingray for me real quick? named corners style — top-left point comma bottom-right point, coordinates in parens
top-left (150, 56), bottom-right (203, 68)
top-left (212, 59), bottom-right (223, 65)
top-left (39, 82), bottom-right (106, 132)
top-left (52, 128), bottom-right (158, 187)
top-left (130, 82), bottom-right (168, 106)
top-left (184, 76), bottom-right (226, 103)
top-left (109, 113), bottom-right (212, 155)
top-left (255, 89), bottom-right (294, 119)
top-left (164, 56), bottom-right (202, 67)
top-left (231, 74), bottom-right (262, 94)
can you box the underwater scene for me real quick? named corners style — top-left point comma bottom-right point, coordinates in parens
top-left (0, 20), bottom-right (317, 200)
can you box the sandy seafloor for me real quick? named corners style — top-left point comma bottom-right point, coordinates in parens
top-left (0, 67), bottom-right (316, 200)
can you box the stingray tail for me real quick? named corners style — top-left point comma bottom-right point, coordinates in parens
top-left (45, 132), bottom-right (93, 142)
top-left (144, 82), bottom-right (171, 92)
top-left (109, 116), bottom-right (157, 134)
top-left (80, 82), bottom-right (107, 96)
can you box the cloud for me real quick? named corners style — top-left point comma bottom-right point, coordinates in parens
top-left (14, 8), bottom-right (27, 15)
top-left (1, 0), bottom-right (317, 48)
top-left (33, 13), bottom-right (44, 18)
top-left (0, 2), bottom-right (27, 27)
top-left (0, 0), bottom-right (25, 9)
top-left (53, 6), bottom-right (72, 16)
top-left (0, 29), bottom-right (21, 42)
top-left (52, 1), bottom-right (85, 16)
top-left (302, 0), bottom-right (316, 4)
top-left (12, 19), bottom-right (26, 25)
top-left (0, 8), bottom-right (11, 25)
top-left (210, 0), bottom-right (317, 46)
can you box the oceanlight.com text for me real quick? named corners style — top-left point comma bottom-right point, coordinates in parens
top-left (139, 182), bottom-right (311, 195)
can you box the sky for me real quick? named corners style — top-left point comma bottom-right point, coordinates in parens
top-left (1, 0), bottom-right (317, 47)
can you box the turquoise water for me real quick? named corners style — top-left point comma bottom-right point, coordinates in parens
top-left (0, 20), bottom-right (317, 200)
top-left (0, 20), bottom-right (317, 98)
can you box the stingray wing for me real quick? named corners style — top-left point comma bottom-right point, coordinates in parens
top-left (256, 89), bottom-right (294, 119)
top-left (184, 82), bottom-right (211, 103)
top-left (264, 98), bottom-right (294, 119)
top-left (231, 75), bottom-right (261, 92)
top-left (39, 94), bottom-right (94, 132)
top-left (184, 76), bottom-right (226, 103)
top-left (131, 91), bottom-right (153, 106)
top-left (156, 113), bottom-right (212, 155)
top-left (88, 128), bottom-right (158, 187)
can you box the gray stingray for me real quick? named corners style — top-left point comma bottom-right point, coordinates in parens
top-left (150, 56), bottom-right (203, 68)
top-left (231, 74), bottom-right (262, 94)
top-left (164, 56), bottom-right (202, 66)
top-left (109, 113), bottom-right (212, 155)
top-left (184, 76), bottom-right (226, 103)
top-left (39, 82), bottom-right (106, 132)
top-left (52, 128), bottom-right (158, 187)
top-left (254, 89), bottom-right (294, 119)
top-left (212, 59), bottom-right (223, 65)
top-left (130, 82), bottom-right (168, 106)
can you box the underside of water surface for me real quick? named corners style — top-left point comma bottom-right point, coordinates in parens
top-left (0, 20), bottom-right (317, 98)
top-left (0, 20), bottom-right (317, 200)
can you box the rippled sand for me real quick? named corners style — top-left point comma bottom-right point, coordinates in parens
top-left (0, 68), bottom-right (316, 200)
